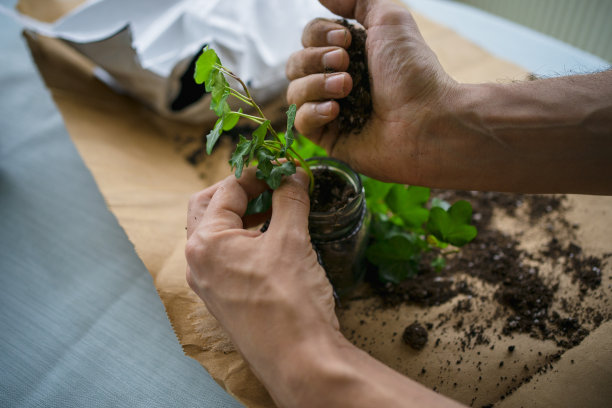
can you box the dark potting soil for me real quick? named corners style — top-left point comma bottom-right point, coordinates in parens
top-left (403, 322), bottom-right (429, 350)
top-left (310, 167), bottom-right (357, 213)
top-left (336, 20), bottom-right (372, 135)
top-left (362, 190), bottom-right (609, 352)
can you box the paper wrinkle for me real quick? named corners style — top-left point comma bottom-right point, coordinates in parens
top-left (2, 0), bottom-right (335, 123)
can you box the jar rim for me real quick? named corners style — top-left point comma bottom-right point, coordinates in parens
top-left (306, 156), bottom-right (364, 218)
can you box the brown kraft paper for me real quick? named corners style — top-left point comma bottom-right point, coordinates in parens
top-left (19, 1), bottom-right (612, 407)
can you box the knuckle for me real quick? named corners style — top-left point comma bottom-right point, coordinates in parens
top-left (189, 190), bottom-right (211, 209)
top-left (286, 81), bottom-right (301, 106)
top-left (285, 50), bottom-right (303, 80)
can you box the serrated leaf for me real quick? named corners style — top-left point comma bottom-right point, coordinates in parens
top-left (386, 185), bottom-right (430, 228)
top-left (245, 190), bottom-right (272, 215)
top-left (229, 135), bottom-right (252, 178)
top-left (283, 104), bottom-right (297, 154)
top-left (265, 161), bottom-right (296, 189)
top-left (206, 117), bottom-right (224, 155)
top-left (194, 47), bottom-right (219, 85)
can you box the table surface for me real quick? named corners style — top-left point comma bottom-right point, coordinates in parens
top-left (0, 0), bottom-right (608, 407)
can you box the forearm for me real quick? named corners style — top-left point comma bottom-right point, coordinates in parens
top-left (419, 71), bottom-right (612, 194)
top-left (257, 328), bottom-right (463, 408)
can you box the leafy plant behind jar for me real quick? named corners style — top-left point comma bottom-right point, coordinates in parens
top-left (193, 46), bottom-right (314, 200)
top-left (361, 177), bottom-right (477, 284)
top-left (290, 137), bottom-right (477, 284)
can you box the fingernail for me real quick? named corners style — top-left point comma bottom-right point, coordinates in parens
top-left (327, 29), bottom-right (348, 46)
top-left (325, 74), bottom-right (345, 95)
top-left (315, 101), bottom-right (333, 116)
top-left (323, 49), bottom-right (344, 70)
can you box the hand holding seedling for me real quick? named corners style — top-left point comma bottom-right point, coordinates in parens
top-left (185, 167), bottom-right (342, 399)
top-left (195, 47), bottom-right (315, 193)
top-left (185, 172), bottom-right (464, 408)
top-left (288, 0), bottom-right (612, 194)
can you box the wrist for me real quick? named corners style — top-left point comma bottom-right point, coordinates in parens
top-left (258, 325), bottom-right (355, 407)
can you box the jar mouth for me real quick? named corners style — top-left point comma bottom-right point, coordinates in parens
top-left (306, 157), bottom-right (364, 217)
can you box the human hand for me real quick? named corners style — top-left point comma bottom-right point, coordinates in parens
top-left (286, 0), bottom-right (457, 185)
top-left (185, 167), bottom-right (339, 388)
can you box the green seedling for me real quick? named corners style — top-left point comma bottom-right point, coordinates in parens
top-left (194, 46), bottom-right (314, 192)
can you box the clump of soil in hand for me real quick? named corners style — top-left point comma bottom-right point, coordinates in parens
top-left (310, 167), bottom-right (357, 212)
top-left (403, 322), bottom-right (429, 350)
top-left (336, 20), bottom-right (372, 134)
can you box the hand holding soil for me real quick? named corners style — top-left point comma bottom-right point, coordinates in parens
top-left (287, 0), bottom-right (612, 194)
top-left (287, 0), bottom-right (455, 186)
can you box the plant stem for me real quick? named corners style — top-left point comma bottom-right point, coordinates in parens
top-left (219, 64), bottom-right (315, 193)
top-left (236, 112), bottom-right (265, 124)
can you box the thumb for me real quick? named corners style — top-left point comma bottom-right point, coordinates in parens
top-left (319, 0), bottom-right (388, 27)
top-left (267, 168), bottom-right (311, 235)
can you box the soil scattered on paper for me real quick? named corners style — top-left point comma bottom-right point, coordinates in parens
top-left (347, 190), bottom-right (610, 404)
top-left (403, 321), bottom-right (429, 350)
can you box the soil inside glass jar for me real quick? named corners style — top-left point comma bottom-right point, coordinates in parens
top-left (310, 167), bottom-right (358, 213)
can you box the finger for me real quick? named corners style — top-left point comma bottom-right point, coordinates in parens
top-left (286, 47), bottom-right (349, 80)
top-left (302, 18), bottom-right (352, 48)
top-left (267, 169), bottom-right (311, 236)
top-left (319, 0), bottom-right (389, 28)
top-left (287, 72), bottom-right (352, 107)
top-left (197, 167), bottom-right (268, 233)
top-left (293, 101), bottom-right (339, 138)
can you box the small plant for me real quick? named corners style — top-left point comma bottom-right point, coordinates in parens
top-left (194, 47), bottom-right (313, 195)
top-left (194, 46), bottom-right (476, 285)
top-left (361, 178), bottom-right (477, 284)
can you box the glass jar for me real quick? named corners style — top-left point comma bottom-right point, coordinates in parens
top-left (307, 157), bottom-right (370, 298)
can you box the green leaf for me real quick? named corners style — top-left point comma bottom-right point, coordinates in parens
top-left (255, 147), bottom-right (275, 179)
top-left (430, 256), bottom-right (446, 273)
top-left (209, 70), bottom-right (229, 114)
top-left (265, 161), bottom-right (296, 189)
top-left (366, 233), bottom-right (421, 284)
top-left (362, 177), bottom-right (393, 215)
top-left (245, 190), bottom-right (272, 215)
top-left (252, 121), bottom-right (269, 148)
top-left (386, 185), bottom-right (430, 228)
top-left (194, 47), bottom-right (219, 85)
top-left (426, 234), bottom-right (449, 249)
top-left (211, 88), bottom-right (230, 116)
top-left (283, 104), bottom-right (297, 154)
top-left (206, 117), bottom-right (224, 155)
top-left (428, 200), bottom-right (477, 247)
top-left (223, 108), bottom-right (242, 131)
top-left (229, 135), bottom-right (252, 178)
